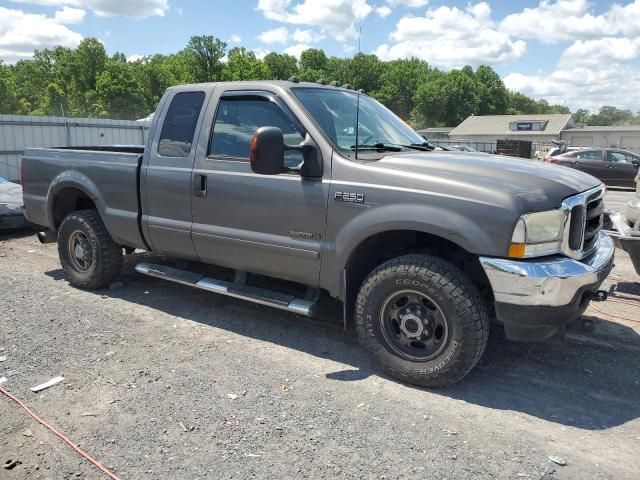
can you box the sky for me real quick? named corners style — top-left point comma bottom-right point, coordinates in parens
top-left (1, 0), bottom-right (639, 113)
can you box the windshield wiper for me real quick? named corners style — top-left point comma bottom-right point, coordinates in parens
top-left (350, 143), bottom-right (403, 152)
top-left (392, 142), bottom-right (434, 152)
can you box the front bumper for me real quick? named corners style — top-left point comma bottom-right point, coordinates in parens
top-left (479, 232), bottom-right (615, 341)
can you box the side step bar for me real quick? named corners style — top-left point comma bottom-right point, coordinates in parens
top-left (135, 262), bottom-right (316, 317)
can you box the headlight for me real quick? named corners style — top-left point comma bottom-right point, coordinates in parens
top-left (509, 210), bottom-right (566, 258)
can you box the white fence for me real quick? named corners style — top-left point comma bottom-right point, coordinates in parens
top-left (0, 114), bottom-right (150, 181)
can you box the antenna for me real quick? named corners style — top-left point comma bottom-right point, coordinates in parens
top-left (354, 26), bottom-right (362, 160)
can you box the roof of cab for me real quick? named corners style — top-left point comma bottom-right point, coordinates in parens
top-left (166, 80), bottom-right (358, 94)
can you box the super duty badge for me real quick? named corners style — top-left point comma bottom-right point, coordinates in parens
top-left (334, 191), bottom-right (365, 203)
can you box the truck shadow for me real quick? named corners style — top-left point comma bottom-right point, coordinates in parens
top-left (45, 253), bottom-right (640, 431)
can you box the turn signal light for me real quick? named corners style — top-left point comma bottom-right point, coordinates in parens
top-left (508, 243), bottom-right (526, 258)
top-left (249, 132), bottom-right (259, 169)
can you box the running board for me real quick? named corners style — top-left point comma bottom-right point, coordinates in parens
top-left (135, 262), bottom-right (316, 316)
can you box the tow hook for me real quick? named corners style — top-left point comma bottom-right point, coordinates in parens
top-left (586, 290), bottom-right (608, 302)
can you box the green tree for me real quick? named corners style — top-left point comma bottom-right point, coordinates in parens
top-left (376, 58), bottom-right (432, 120)
top-left (588, 106), bottom-right (638, 125)
top-left (263, 52), bottom-right (298, 80)
top-left (223, 48), bottom-right (270, 81)
top-left (344, 53), bottom-right (385, 94)
top-left (298, 48), bottom-right (328, 81)
top-left (412, 69), bottom-right (478, 127)
top-left (95, 60), bottom-right (146, 118)
top-left (0, 61), bottom-right (18, 114)
top-left (474, 65), bottom-right (508, 115)
top-left (182, 35), bottom-right (227, 82)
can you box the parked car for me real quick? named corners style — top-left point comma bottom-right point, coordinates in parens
top-left (22, 81), bottom-right (614, 387)
top-left (541, 146), bottom-right (585, 161)
top-left (626, 167), bottom-right (640, 229)
top-left (0, 177), bottom-right (31, 230)
top-left (450, 145), bottom-right (477, 152)
top-left (544, 148), bottom-right (640, 188)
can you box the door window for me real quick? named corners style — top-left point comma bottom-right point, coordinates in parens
top-left (209, 97), bottom-right (304, 169)
top-left (158, 91), bottom-right (206, 157)
top-left (574, 150), bottom-right (603, 160)
top-left (608, 151), bottom-right (636, 164)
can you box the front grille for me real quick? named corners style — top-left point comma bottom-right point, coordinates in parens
top-left (564, 186), bottom-right (604, 259)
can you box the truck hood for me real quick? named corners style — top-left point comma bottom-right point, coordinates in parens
top-left (374, 151), bottom-right (601, 211)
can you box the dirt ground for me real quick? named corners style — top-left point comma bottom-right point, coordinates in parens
top-left (1, 191), bottom-right (639, 480)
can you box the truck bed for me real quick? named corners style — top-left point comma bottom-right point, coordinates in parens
top-left (21, 146), bottom-right (147, 249)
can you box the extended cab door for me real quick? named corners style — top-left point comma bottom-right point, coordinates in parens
top-left (141, 89), bottom-right (208, 258)
top-left (190, 89), bottom-right (329, 286)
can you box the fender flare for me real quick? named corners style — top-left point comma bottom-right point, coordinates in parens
top-left (46, 170), bottom-right (107, 231)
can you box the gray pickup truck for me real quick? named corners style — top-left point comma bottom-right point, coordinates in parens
top-left (22, 81), bottom-right (614, 386)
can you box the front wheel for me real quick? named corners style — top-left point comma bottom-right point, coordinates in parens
top-left (57, 210), bottom-right (123, 289)
top-left (355, 254), bottom-right (489, 387)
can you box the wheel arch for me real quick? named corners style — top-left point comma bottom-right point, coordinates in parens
top-left (47, 172), bottom-right (106, 231)
top-left (340, 228), bottom-right (494, 329)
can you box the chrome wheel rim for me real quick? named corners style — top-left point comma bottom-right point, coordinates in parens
top-left (379, 289), bottom-right (449, 361)
top-left (67, 230), bottom-right (93, 272)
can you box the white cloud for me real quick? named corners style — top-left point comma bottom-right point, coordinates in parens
top-left (230, 34), bottom-right (242, 44)
top-left (376, 6), bottom-right (392, 18)
top-left (256, 0), bottom-right (372, 41)
top-left (53, 6), bottom-right (85, 24)
top-left (500, 0), bottom-right (608, 44)
top-left (375, 2), bottom-right (526, 68)
top-left (606, 0), bottom-right (640, 37)
top-left (252, 47), bottom-right (270, 60)
top-left (284, 42), bottom-right (311, 58)
top-left (10, 0), bottom-right (168, 18)
top-left (386, 0), bottom-right (429, 7)
top-left (560, 37), bottom-right (640, 67)
top-left (126, 53), bottom-right (145, 62)
top-left (0, 6), bottom-right (83, 62)
top-left (504, 63), bottom-right (640, 112)
top-left (292, 28), bottom-right (323, 43)
top-left (258, 27), bottom-right (289, 44)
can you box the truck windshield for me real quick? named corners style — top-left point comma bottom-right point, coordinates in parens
top-left (291, 87), bottom-right (426, 155)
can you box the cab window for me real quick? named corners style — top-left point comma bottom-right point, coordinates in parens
top-left (158, 91), bottom-right (206, 157)
top-left (209, 96), bottom-right (304, 169)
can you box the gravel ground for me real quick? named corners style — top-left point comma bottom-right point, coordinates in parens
top-left (1, 190), bottom-right (639, 480)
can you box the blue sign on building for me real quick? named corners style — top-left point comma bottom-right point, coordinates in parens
top-left (516, 122), bottom-right (533, 131)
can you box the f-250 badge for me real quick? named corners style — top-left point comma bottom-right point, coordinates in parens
top-left (334, 191), bottom-right (365, 203)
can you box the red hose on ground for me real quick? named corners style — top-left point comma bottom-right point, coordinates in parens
top-left (0, 385), bottom-right (122, 480)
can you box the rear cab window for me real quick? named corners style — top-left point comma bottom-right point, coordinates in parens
top-left (158, 91), bottom-right (206, 157)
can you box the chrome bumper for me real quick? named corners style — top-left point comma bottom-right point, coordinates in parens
top-left (479, 232), bottom-right (615, 308)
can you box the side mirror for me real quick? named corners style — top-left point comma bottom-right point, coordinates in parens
top-left (250, 127), bottom-right (284, 175)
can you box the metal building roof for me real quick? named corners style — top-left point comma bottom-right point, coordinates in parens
top-left (563, 125), bottom-right (640, 132)
top-left (449, 114), bottom-right (574, 136)
top-left (416, 127), bottom-right (455, 134)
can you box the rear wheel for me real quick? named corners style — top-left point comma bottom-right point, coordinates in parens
top-left (355, 254), bottom-right (489, 387)
top-left (57, 210), bottom-right (122, 289)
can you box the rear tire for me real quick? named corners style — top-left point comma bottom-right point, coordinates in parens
top-left (355, 254), bottom-right (489, 388)
top-left (57, 210), bottom-right (122, 289)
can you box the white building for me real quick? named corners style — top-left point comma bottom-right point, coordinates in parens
top-left (448, 114), bottom-right (575, 152)
top-left (560, 125), bottom-right (640, 153)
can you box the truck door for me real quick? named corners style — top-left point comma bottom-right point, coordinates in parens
top-left (142, 89), bottom-right (208, 258)
top-left (190, 90), bottom-right (328, 286)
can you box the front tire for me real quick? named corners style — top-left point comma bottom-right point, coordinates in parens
top-left (57, 210), bottom-right (122, 289)
top-left (355, 254), bottom-right (489, 387)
